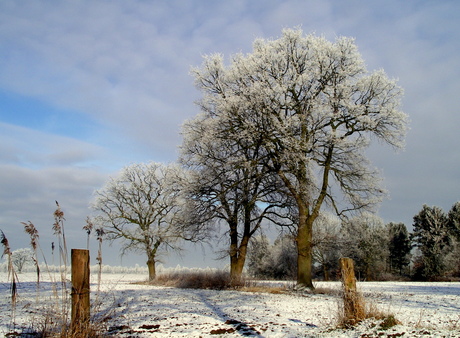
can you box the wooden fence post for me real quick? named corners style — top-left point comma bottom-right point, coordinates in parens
top-left (340, 257), bottom-right (356, 292)
top-left (71, 249), bottom-right (90, 333)
top-left (339, 257), bottom-right (364, 325)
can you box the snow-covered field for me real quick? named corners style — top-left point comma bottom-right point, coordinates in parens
top-left (1, 272), bottom-right (460, 337)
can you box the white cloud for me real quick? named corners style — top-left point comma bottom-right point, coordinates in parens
top-left (0, 122), bottom-right (107, 167)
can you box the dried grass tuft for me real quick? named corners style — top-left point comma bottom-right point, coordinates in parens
top-left (239, 285), bottom-right (287, 294)
top-left (337, 258), bottom-right (400, 330)
top-left (337, 288), bottom-right (367, 328)
top-left (336, 284), bottom-right (401, 330)
top-left (379, 314), bottom-right (401, 330)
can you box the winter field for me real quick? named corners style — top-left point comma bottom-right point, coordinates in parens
top-left (1, 269), bottom-right (460, 337)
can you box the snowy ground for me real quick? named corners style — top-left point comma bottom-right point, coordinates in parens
top-left (1, 272), bottom-right (460, 337)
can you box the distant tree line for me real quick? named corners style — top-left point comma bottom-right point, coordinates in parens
top-left (247, 202), bottom-right (460, 281)
top-left (7, 200), bottom-right (458, 283)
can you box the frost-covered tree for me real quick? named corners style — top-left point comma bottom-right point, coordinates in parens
top-left (387, 222), bottom-right (411, 276)
top-left (92, 162), bottom-right (186, 281)
top-left (191, 28), bottom-right (407, 288)
top-left (341, 213), bottom-right (389, 280)
top-left (446, 202), bottom-right (460, 276)
top-left (444, 240), bottom-right (460, 277)
top-left (271, 233), bottom-right (297, 280)
top-left (412, 205), bottom-right (450, 280)
top-left (181, 113), bottom-right (293, 284)
top-left (12, 248), bottom-right (33, 273)
top-left (247, 233), bottom-right (297, 280)
top-left (447, 202), bottom-right (460, 241)
top-left (312, 213), bottom-right (342, 281)
top-left (247, 234), bottom-right (273, 278)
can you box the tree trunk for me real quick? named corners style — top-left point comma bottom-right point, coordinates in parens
top-left (230, 241), bottom-right (248, 286)
top-left (228, 219), bottom-right (246, 286)
top-left (230, 256), bottom-right (244, 285)
top-left (296, 205), bottom-right (314, 289)
top-left (365, 265), bottom-right (371, 281)
top-left (146, 241), bottom-right (161, 281)
top-left (147, 258), bottom-right (156, 281)
top-left (323, 265), bottom-right (330, 281)
top-left (229, 238), bottom-right (249, 286)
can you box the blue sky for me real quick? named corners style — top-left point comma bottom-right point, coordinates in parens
top-left (1, 0), bottom-right (459, 269)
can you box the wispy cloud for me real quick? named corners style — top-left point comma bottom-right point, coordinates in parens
top-left (0, 122), bottom-right (107, 167)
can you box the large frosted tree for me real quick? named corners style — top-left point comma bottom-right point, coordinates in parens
top-left (92, 162), bottom-right (186, 281)
top-left (191, 28), bottom-right (407, 288)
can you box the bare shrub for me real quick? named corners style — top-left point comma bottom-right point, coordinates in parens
top-left (150, 270), bottom-right (235, 290)
top-left (151, 271), bottom-right (301, 294)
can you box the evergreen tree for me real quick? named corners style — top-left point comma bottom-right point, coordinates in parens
top-left (412, 205), bottom-right (450, 280)
top-left (387, 222), bottom-right (411, 275)
top-left (446, 202), bottom-right (460, 276)
top-left (447, 202), bottom-right (460, 241)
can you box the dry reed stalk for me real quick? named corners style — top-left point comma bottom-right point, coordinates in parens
top-left (22, 221), bottom-right (41, 292)
top-left (53, 201), bottom-right (70, 333)
top-left (83, 217), bottom-right (94, 250)
top-left (95, 227), bottom-right (105, 293)
top-left (1, 230), bottom-right (19, 331)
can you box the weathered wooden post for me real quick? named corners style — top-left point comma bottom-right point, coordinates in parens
top-left (340, 257), bottom-right (356, 292)
top-left (71, 249), bottom-right (90, 333)
top-left (339, 257), bottom-right (364, 325)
